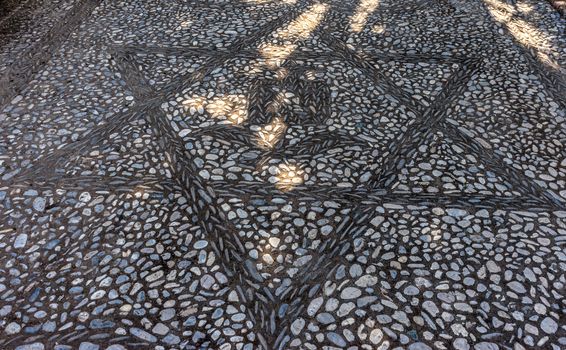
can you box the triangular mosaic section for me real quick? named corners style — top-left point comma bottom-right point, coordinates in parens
top-left (55, 119), bottom-right (173, 184)
top-left (217, 195), bottom-right (354, 292)
top-left (391, 131), bottom-right (522, 196)
top-left (215, 193), bottom-right (370, 343)
top-left (128, 51), bottom-right (209, 89)
top-left (377, 59), bottom-right (461, 106)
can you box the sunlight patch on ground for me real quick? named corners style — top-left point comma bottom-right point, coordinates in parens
top-left (372, 24), bottom-right (385, 34)
top-left (253, 117), bottom-right (287, 149)
top-left (485, 0), bottom-right (561, 71)
top-left (350, 0), bottom-right (380, 33)
top-left (181, 94), bottom-right (248, 124)
top-left (261, 43), bottom-right (297, 59)
top-left (259, 3), bottom-right (328, 67)
top-left (175, 20), bottom-right (192, 30)
top-left (272, 163), bottom-right (305, 191)
top-left (486, 0), bottom-right (551, 51)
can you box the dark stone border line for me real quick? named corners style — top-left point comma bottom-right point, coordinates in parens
top-left (361, 47), bottom-right (466, 65)
top-left (214, 184), bottom-right (556, 211)
top-left (113, 44), bottom-right (340, 62)
top-left (0, 0), bottom-right (101, 107)
top-left (8, 174), bottom-right (175, 193)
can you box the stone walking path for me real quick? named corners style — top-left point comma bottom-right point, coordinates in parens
top-left (0, 0), bottom-right (565, 349)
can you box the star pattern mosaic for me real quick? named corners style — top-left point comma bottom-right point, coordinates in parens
top-left (0, 0), bottom-right (565, 349)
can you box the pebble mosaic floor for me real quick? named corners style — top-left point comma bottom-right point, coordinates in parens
top-left (1, 0), bottom-right (565, 349)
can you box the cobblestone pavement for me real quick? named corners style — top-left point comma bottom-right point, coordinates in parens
top-left (1, 0), bottom-right (565, 349)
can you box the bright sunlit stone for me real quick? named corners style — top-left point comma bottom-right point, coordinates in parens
top-left (272, 163), bottom-right (305, 191)
top-left (254, 117), bottom-right (287, 149)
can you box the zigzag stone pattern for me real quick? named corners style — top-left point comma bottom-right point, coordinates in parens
top-left (0, 0), bottom-right (565, 349)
